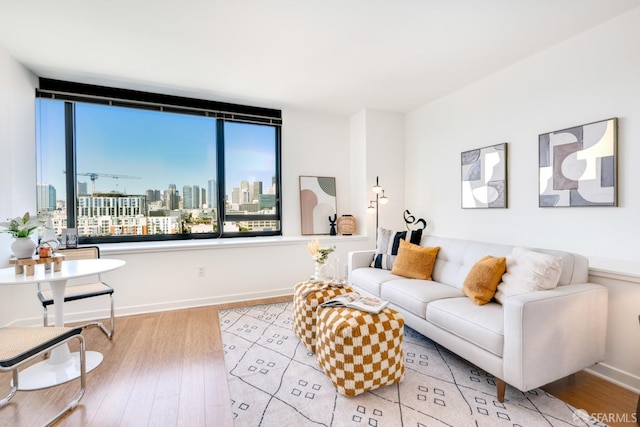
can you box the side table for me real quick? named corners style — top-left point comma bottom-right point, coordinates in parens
top-left (292, 279), bottom-right (354, 352)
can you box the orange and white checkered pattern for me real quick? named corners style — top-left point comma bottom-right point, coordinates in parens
top-left (315, 306), bottom-right (405, 397)
top-left (292, 280), bottom-right (354, 352)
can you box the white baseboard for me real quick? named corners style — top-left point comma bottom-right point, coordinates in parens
top-left (586, 363), bottom-right (640, 394)
top-left (9, 288), bottom-right (293, 327)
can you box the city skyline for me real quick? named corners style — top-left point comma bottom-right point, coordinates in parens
top-left (36, 99), bottom-right (277, 201)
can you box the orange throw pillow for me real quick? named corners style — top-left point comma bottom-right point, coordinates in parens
top-left (463, 256), bottom-right (507, 305)
top-left (391, 239), bottom-right (440, 280)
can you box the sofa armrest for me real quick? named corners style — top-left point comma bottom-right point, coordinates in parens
top-left (347, 250), bottom-right (375, 282)
top-left (502, 283), bottom-right (608, 392)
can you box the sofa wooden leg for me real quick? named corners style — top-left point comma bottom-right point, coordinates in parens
top-left (496, 379), bottom-right (506, 402)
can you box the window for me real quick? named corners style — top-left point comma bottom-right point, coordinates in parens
top-left (36, 79), bottom-right (282, 243)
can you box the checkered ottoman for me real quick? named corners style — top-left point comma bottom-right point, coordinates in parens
top-left (315, 306), bottom-right (405, 397)
top-left (292, 280), bottom-right (354, 352)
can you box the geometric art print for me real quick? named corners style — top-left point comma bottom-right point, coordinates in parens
top-left (461, 143), bottom-right (507, 208)
top-left (300, 176), bottom-right (337, 235)
top-left (539, 118), bottom-right (617, 207)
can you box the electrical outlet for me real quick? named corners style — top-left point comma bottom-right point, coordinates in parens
top-left (197, 265), bottom-right (205, 276)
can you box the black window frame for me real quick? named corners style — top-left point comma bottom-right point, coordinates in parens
top-left (36, 78), bottom-right (283, 244)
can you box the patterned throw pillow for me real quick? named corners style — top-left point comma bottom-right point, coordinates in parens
top-left (370, 227), bottom-right (423, 270)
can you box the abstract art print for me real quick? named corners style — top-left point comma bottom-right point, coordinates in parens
top-left (539, 118), bottom-right (617, 207)
top-left (299, 176), bottom-right (336, 235)
top-left (461, 143), bottom-right (507, 209)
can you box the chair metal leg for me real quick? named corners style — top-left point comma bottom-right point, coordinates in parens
top-left (0, 370), bottom-right (18, 408)
top-left (43, 305), bottom-right (49, 328)
top-left (43, 334), bottom-right (86, 427)
top-left (42, 306), bottom-right (51, 359)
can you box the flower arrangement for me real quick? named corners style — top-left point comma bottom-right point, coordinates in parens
top-left (0, 212), bottom-right (44, 238)
top-left (307, 239), bottom-right (335, 264)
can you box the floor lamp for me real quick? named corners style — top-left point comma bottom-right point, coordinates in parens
top-left (367, 176), bottom-right (388, 240)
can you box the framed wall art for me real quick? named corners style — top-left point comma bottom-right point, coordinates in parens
top-left (539, 118), bottom-right (617, 207)
top-left (299, 176), bottom-right (337, 235)
top-left (461, 143), bottom-right (507, 209)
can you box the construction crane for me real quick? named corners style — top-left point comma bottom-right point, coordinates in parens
top-left (64, 171), bottom-right (142, 194)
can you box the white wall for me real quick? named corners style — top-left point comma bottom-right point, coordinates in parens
top-left (0, 65), bottom-right (381, 326)
top-left (405, 8), bottom-right (640, 390)
top-left (0, 47), bottom-right (38, 326)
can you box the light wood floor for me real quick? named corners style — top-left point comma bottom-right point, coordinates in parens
top-left (1, 297), bottom-right (637, 426)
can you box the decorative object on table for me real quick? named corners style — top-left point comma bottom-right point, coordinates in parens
top-left (0, 212), bottom-right (45, 259)
top-left (328, 214), bottom-right (337, 236)
top-left (461, 142), bottom-right (507, 208)
top-left (61, 227), bottom-right (78, 248)
top-left (307, 239), bottom-right (336, 281)
top-left (38, 242), bottom-right (53, 258)
top-left (337, 214), bottom-right (356, 235)
top-left (366, 176), bottom-right (388, 240)
top-left (40, 214), bottom-right (60, 252)
top-left (539, 117), bottom-right (617, 207)
top-left (9, 254), bottom-right (65, 275)
top-left (300, 176), bottom-right (337, 235)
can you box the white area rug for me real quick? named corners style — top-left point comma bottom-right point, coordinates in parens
top-left (220, 301), bottom-right (603, 426)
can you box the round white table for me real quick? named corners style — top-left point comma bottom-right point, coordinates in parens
top-left (0, 258), bottom-right (125, 390)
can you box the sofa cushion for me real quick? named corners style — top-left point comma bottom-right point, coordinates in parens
top-left (462, 256), bottom-right (507, 305)
top-left (426, 298), bottom-right (504, 357)
top-left (494, 247), bottom-right (563, 304)
top-left (421, 235), bottom-right (513, 289)
top-left (381, 279), bottom-right (464, 319)
top-left (370, 227), bottom-right (422, 270)
top-left (391, 240), bottom-right (440, 280)
top-left (350, 267), bottom-right (399, 297)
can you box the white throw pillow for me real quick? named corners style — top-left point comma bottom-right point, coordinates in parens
top-left (494, 247), bottom-right (563, 304)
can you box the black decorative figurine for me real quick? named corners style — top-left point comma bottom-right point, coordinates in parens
top-left (329, 214), bottom-right (337, 235)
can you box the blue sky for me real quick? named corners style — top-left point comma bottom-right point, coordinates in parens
top-left (36, 99), bottom-right (276, 201)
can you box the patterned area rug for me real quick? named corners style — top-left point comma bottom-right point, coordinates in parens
top-left (220, 301), bottom-right (602, 426)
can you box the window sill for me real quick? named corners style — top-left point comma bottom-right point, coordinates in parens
top-left (97, 234), bottom-right (369, 256)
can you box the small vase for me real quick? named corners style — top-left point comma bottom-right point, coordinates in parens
top-left (315, 262), bottom-right (335, 282)
top-left (11, 237), bottom-right (37, 259)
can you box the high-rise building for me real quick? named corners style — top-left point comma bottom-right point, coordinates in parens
top-left (37, 183), bottom-right (56, 211)
top-left (78, 181), bottom-right (89, 195)
top-left (165, 184), bottom-right (179, 210)
top-left (207, 179), bottom-right (217, 208)
top-left (251, 181), bottom-right (263, 203)
top-left (183, 185), bottom-right (200, 209)
top-left (199, 187), bottom-right (206, 209)
top-left (240, 180), bottom-right (250, 203)
top-left (145, 189), bottom-right (161, 202)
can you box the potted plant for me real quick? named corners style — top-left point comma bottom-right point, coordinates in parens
top-left (0, 212), bottom-right (45, 258)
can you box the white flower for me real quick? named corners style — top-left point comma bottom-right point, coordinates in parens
top-left (307, 239), bottom-right (335, 264)
top-left (0, 212), bottom-right (45, 238)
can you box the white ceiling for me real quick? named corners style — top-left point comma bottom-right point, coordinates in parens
top-left (0, 1), bottom-right (638, 116)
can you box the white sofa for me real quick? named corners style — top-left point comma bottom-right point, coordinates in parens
top-left (347, 235), bottom-right (608, 401)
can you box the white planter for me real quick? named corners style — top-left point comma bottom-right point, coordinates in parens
top-left (11, 237), bottom-right (37, 258)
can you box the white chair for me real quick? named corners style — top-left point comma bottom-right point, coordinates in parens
top-left (37, 246), bottom-right (115, 339)
top-left (0, 326), bottom-right (86, 426)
